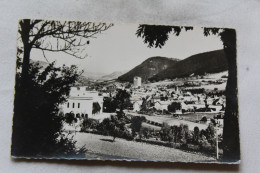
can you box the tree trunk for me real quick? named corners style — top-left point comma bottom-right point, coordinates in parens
top-left (20, 19), bottom-right (32, 84)
top-left (21, 44), bottom-right (31, 82)
top-left (12, 20), bottom-right (32, 156)
top-left (222, 29), bottom-right (240, 162)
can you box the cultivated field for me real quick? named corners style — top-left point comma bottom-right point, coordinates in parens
top-left (74, 132), bottom-right (216, 162)
top-left (127, 111), bottom-right (210, 131)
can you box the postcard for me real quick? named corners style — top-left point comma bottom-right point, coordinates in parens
top-left (11, 19), bottom-right (240, 163)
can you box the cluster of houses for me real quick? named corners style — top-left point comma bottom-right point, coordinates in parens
top-left (59, 76), bottom-right (226, 128)
top-left (131, 81), bottom-right (226, 115)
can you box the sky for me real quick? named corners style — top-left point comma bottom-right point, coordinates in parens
top-left (30, 23), bottom-right (223, 75)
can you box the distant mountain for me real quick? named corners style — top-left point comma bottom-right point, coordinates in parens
top-left (150, 49), bottom-right (228, 81)
top-left (82, 70), bottom-right (106, 81)
top-left (118, 56), bottom-right (179, 82)
top-left (99, 71), bottom-right (127, 81)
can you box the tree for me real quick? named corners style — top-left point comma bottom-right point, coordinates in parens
top-left (130, 116), bottom-right (146, 137)
top-left (12, 61), bottom-right (82, 157)
top-left (65, 112), bottom-right (78, 134)
top-left (140, 97), bottom-right (148, 112)
top-left (12, 19), bottom-right (113, 157)
top-left (92, 102), bottom-right (101, 115)
top-left (160, 123), bottom-right (171, 142)
top-left (115, 89), bottom-right (131, 113)
top-left (167, 102), bottom-right (181, 112)
top-left (18, 19), bottom-right (113, 82)
top-left (136, 24), bottom-right (239, 161)
top-left (99, 113), bottom-right (128, 142)
top-left (65, 112), bottom-right (77, 125)
top-left (193, 126), bottom-right (200, 144)
top-left (103, 97), bottom-right (117, 113)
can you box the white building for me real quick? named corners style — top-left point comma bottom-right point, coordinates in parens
top-left (133, 100), bottom-right (143, 112)
top-left (133, 76), bottom-right (142, 87)
top-left (154, 101), bottom-right (171, 111)
top-left (60, 86), bottom-right (104, 118)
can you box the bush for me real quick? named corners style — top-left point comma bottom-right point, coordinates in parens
top-left (187, 144), bottom-right (200, 151)
top-left (199, 140), bottom-right (215, 152)
top-left (139, 127), bottom-right (151, 139)
top-left (81, 118), bottom-right (99, 132)
top-left (65, 112), bottom-right (77, 125)
top-left (200, 116), bottom-right (207, 122)
top-left (121, 130), bottom-right (134, 140)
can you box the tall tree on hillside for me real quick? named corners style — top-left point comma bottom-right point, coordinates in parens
top-left (136, 25), bottom-right (239, 162)
top-left (12, 19), bottom-right (113, 157)
top-left (18, 19), bottom-right (113, 82)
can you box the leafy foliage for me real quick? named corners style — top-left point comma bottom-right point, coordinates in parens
top-left (103, 89), bottom-right (131, 113)
top-left (81, 118), bottom-right (99, 132)
top-left (193, 126), bottom-right (200, 144)
top-left (98, 112), bottom-right (129, 142)
top-left (114, 89), bottom-right (131, 113)
top-left (12, 61), bottom-right (83, 157)
top-left (167, 102), bottom-right (181, 112)
top-left (130, 116), bottom-right (146, 137)
top-left (103, 97), bottom-right (117, 113)
top-left (136, 24), bottom-right (239, 161)
top-left (136, 25), bottom-right (193, 48)
top-left (92, 102), bottom-right (101, 115)
top-left (65, 112), bottom-right (77, 125)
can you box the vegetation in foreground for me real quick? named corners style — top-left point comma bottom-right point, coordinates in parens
top-left (12, 61), bottom-right (86, 158)
top-left (79, 112), bottom-right (222, 158)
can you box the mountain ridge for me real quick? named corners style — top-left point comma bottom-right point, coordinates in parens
top-left (150, 49), bottom-right (228, 81)
top-left (118, 56), bottom-right (179, 82)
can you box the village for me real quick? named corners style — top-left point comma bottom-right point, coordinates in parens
top-left (11, 18), bottom-right (241, 164)
top-left (60, 71), bottom-right (227, 134)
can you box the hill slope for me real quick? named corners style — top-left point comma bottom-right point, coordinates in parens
top-left (118, 56), bottom-right (179, 82)
top-left (99, 71), bottom-right (127, 81)
top-left (150, 49), bottom-right (228, 81)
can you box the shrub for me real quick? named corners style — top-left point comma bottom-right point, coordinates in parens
top-left (187, 144), bottom-right (200, 151)
top-left (199, 140), bottom-right (215, 152)
top-left (65, 112), bottom-right (77, 125)
top-left (81, 118), bottom-right (99, 132)
top-left (121, 130), bottom-right (134, 140)
top-left (200, 116), bottom-right (207, 122)
top-left (139, 127), bottom-right (151, 139)
top-left (160, 123), bottom-right (171, 142)
top-left (193, 126), bottom-right (200, 144)
top-left (205, 123), bottom-right (215, 141)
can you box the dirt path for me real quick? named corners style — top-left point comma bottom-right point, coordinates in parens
top-left (74, 132), bottom-right (216, 162)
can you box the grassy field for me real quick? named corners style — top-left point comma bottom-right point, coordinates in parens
top-left (181, 112), bottom-right (218, 122)
top-left (74, 132), bottom-right (216, 162)
top-left (127, 111), bottom-right (210, 131)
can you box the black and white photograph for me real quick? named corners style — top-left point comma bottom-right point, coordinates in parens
top-left (11, 19), bottom-right (240, 163)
